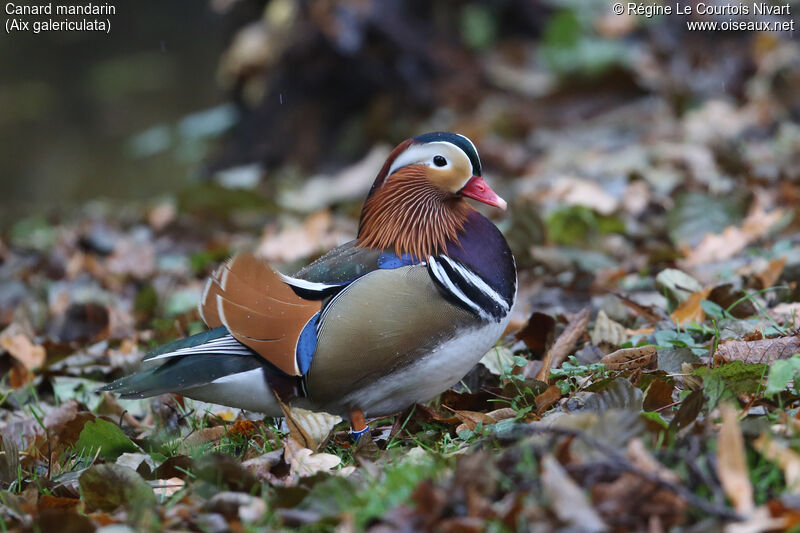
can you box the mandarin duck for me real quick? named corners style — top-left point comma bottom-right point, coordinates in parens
top-left (101, 132), bottom-right (517, 436)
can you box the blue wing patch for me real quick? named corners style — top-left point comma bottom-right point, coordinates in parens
top-left (377, 251), bottom-right (421, 269)
top-left (296, 312), bottom-right (320, 375)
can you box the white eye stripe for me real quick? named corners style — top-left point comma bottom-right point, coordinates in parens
top-left (387, 141), bottom-right (469, 176)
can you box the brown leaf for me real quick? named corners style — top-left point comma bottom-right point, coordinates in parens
top-left (643, 379), bottom-right (675, 412)
top-left (682, 204), bottom-right (784, 267)
top-left (444, 407), bottom-right (498, 431)
top-left (0, 331), bottom-right (46, 371)
top-left (593, 439), bottom-right (686, 529)
top-left (708, 283), bottom-right (758, 318)
top-left (714, 334), bottom-right (800, 364)
top-left (536, 307), bottom-right (591, 381)
top-left (182, 426), bottom-right (227, 449)
top-left (755, 257), bottom-right (787, 290)
top-left (599, 345), bottom-right (657, 371)
top-left (670, 287), bottom-right (712, 326)
top-left (534, 385), bottom-right (562, 416)
top-left (275, 394), bottom-right (341, 451)
top-left (614, 293), bottom-right (667, 324)
top-left (514, 311), bottom-right (556, 354)
top-left (717, 404), bottom-right (754, 514)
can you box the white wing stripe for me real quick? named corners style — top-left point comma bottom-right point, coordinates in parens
top-left (146, 334), bottom-right (253, 361)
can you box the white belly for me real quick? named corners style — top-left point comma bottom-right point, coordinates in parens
top-left (338, 318), bottom-right (509, 417)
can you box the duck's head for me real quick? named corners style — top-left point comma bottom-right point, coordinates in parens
top-left (358, 132), bottom-right (506, 259)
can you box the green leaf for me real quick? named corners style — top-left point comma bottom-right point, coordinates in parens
top-left (695, 362), bottom-right (768, 410)
top-left (700, 300), bottom-right (727, 320)
top-left (74, 419), bottom-right (139, 461)
top-left (766, 356), bottom-right (800, 396)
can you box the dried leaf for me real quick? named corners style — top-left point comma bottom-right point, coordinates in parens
top-left (515, 311), bottom-right (556, 354)
top-left (599, 345), bottom-right (657, 371)
top-left (152, 477), bottom-right (185, 501)
top-left (585, 378), bottom-right (642, 413)
top-left (717, 404), bottom-right (754, 514)
top-left (670, 287), bottom-right (712, 326)
top-left (284, 438), bottom-right (341, 477)
top-left (537, 307), bottom-right (591, 381)
top-left (479, 346), bottom-right (515, 376)
top-left (714, 335), bottom-right (800, 364)
top-left (182, 426), bottom-right (227, 449)
top-left (79, 464), bottom-right (156, 513)
top-left (591, 310), bottom-right (627, 349)
top-left (0, 330), bottom-right (45, 371)
top-left (755, 257), bottom-right (787, 289)
top-left (275, 395), bottom-right (341, 451)
top-left (683, 205), bottom-right (784, 268)
top-left (445, 407), bottom-right (498, 431)
top-left (668, 390), bottom-right (704, 433)
top-left (643, 379), bottom-right (675, 412)
top-left (753, 435), bottom-right (800, 491)
top-left (541, 455), bottom-right (608, 531)
top-left (534, 385), bottom-right (562, 416)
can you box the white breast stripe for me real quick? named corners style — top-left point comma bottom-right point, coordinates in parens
top-left (439, 256), bottom-right (510, 311)
top-left (146, 334), bottom-right (254, 361)
top-left (427, 256), bottom-right (489, 319)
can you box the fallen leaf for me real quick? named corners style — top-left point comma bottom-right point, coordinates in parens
top-left (714, 335), bottom-right (800, 364)
top-left (717, 404), bottom-right (754, 514)
top-left (181, 426), bottom-right (227, 449)
top-left (541, 454), bottom-right (608, 531)
top-left (643, 379), bottom-right (675, 412)
top-left (537, 307), bottom-right (591, 381)
top-left (753, 435), bottom-right (800, 492)
top-left (585, 378), bottom-right (643, 413)
top-left (655, 269), bottom-right (703, 308)
top-left (478, 346), bottom-right (515, 376)
top-left (0, 330), bottom-right (46, 371)
top-left (75, 419), bottom-right (139, 461)
top-left (208, 491), bottom-right (267, 524)
top-left (591, 310), bottom-right (627, 350)
top-left (534, 385), bottom-right (562, 416)
top-left (683, 204), bottom-right (785, 268)
top-left (284, 438), bottom-right (341, 477)
top-left (445, 407), bottom-right (498, 432)
top-left (515, 311), bottom-right (556, 354)
top-left (599, 345), bottom-right (657, 371)
top-left (670, 287), bottom-right (712, 326)
top-left (79, 464), bottom-right (156, 513)
top-left (754, 257), bottom-right (787, 289)
top-left (275, 395), bottom-right (341, 451)
top-left (593, 439), bottom-right (686, 529)
top-left (151, 477), bottom-right (185, 501)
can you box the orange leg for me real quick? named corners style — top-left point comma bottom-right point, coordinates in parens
top-left (349, 407), bottom-right (370, 440)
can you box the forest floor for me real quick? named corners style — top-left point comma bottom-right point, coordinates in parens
top-left (2, 6), bottom-right (800, 532)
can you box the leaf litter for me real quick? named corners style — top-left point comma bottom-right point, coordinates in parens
top-left (1, 3), bottom-right (800, 531)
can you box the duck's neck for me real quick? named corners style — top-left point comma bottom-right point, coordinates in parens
top-left (357, 168), bottom-right (473, 260)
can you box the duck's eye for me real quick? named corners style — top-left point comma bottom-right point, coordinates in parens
top-left (433, 155), bottom-right (447, 167)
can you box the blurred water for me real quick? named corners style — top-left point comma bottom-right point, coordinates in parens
top-left (0, 0), bottom-right (230, 227)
